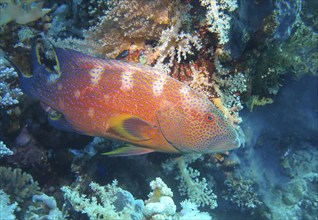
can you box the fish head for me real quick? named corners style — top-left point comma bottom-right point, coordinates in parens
top-left (156, 91), bottom-right (241, 154)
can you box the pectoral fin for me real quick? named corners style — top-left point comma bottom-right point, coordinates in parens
top-left (102, 144), bottom-right (155, 156)
top-left (108, 114), bottom-right (156, 141)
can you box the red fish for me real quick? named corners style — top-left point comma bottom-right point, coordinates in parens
top-left (19, 37), bottom-right (241, 156)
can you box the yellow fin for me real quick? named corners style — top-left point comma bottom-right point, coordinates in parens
top-left (102, 144), bottom-right (155, 156)
top-left (108, 114), bottom-right (155, 141)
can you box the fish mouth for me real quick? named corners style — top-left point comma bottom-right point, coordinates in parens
top-left (209, 137), bottom-right (241, 153)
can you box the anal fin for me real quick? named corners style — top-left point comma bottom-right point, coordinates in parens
top-left (102, 144), bottom-right (155, 156)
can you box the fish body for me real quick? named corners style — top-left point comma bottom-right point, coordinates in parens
top-left (19, 37), bottom-right (241, 155)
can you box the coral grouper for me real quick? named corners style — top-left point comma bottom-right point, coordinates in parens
top-left (18, 36), bottom-right (241, 156)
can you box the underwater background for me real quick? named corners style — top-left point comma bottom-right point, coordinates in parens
top-left (0, 0), bottom-right (317, 219)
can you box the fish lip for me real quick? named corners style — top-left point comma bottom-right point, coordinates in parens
top-left (207, 137), bottom-right (241, 153)
top-left (223, 135), bottom-right (242, 151)
top-left (232, 137), bottom-right (242, 149)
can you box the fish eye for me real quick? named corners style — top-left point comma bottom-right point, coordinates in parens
top-left (205, 113), bottom-right (214, 122)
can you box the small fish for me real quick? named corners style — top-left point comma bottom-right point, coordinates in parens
top-left (18, 36), bottom-right (241, 156)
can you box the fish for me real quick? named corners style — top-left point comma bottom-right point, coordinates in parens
top-left (18, 36), bottom-right (241, 156)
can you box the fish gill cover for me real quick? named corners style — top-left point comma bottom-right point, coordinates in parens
top-left (0, 0), bottom-right (317, 219)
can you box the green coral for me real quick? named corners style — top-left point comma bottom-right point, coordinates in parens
top-left (247, 9), bottom-right (318, 98)
top-left (273, 21), bottom-right (318, 78)
top-left (0, 167), bottom-right (40, 203)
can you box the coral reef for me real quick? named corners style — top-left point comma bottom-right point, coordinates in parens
top-left (199, 0), bottom-right (237, 44)
top-left (0, 141), bottom-right (13, 158)
top-left (223, 176), bottom-right (262, 209)
top-left (246, 95), bottom-right (273, 112)
top-left (143, 177), bottom-right (176, 219)
top-left (0, 0), bottom-right (51, 26)
top-left (0, 57), bottom-right (23, 109)
top-left (85, 0), bottom-right (171, 58)
top-left (176, 200), bottom-right (211, 220)
top-left (0, 189), bottom-right (18, 220)
top-left (0, 167), bottom-right (40, 203)
top-left (25, 193), bottom-right (64, 220)
top-left (61, 177), bottom-right (211, 220)
top-left (5, 126), bottom-right (50, 172)
top-left (163, 154), bottom-right (218, 209)
top-left (0, 0), bottom-right (317, 219)
top-left (62, 180), bottom-right (142, 219)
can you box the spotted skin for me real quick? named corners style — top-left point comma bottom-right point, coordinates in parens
top-left (20, 39), bottom-right (240, 154)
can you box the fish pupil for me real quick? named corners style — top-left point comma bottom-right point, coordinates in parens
top-left (205, 114), bottom-right (214, 122)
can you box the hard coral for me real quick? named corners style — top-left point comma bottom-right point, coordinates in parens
top-left (144, 177), bottom-right (176, 219)
top-left (0, 57), bottom-right (23, 109)
top-left (0, 189), bottom-right (18, 220)
top-left (0, 167), bottom-right (40, 203)
top-left (25, 193), bottom-right (64, 220)
top-left (0, 141), bottom-right (13, 158)
top-left (61, 180), bottom-right (142, 219)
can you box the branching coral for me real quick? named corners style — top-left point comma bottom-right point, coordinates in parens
top-left (0, 189), bottom-right (17, 220)
top-left (0, 167), bottom-right (40, 203)
top-left (61, 180), bottom-right (142, 219)
top-left (62, 177), bottom-right (212, 220)
top-left (0, 57), bottom-right (23, 109)
top-left (0, 141), bottom-right (13, 158)
top-left (199, 0), bottom-right (238, 44)
top-left (223, 176), bottom-right (262, 209)
top-left (163, 154), bottom-right (218, 210)
top-left (176, 155), bottom-right (218, 209)
top-left (212, 71), bottom-right (247, 125)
